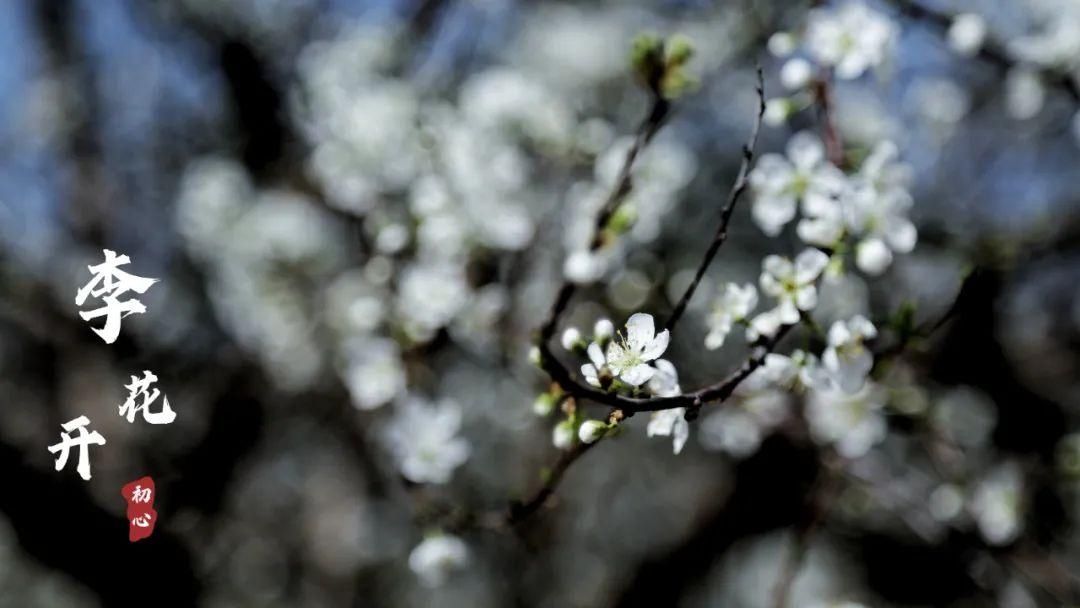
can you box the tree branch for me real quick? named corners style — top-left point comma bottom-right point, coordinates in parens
top-left (665, 67), bottom-right (765, 333)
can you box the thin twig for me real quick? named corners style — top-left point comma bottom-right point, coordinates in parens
top-left (507, 440), bottom-right (600, 524)
top-left (665, 66), bottom-right (766, 333)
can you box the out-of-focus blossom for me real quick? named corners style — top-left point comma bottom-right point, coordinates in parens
top-left (822, 315), bottom-right (877, 393)
top-left (780, 57), bottom-right (815, 91)
top-left (760, 248), bottom-right (830, 324)
top-left (749, 132), bottom-right (844, 236)
top-left (647, 407), bottom-right (689, 455)
top-left (806, 382), bottom-right (887, 458)
top-left (1005, 68), bottom-right (1046, 120)
top-left (805, 1), bottom-right (896, 79)
top-left (705, 283), bottom-right (758, 350)
top-left (767, 32), bottom-right (797, 57)
top-left (342, 338), bottom-right (406, 410)
top-left (396, 263), bottom-right (470, 341)
top-left (552, 420), bottom-right (576, 450)
top-left (561, 327), bottom-right (583, 351)
top-left (948, 13), bottom-right (987, 57)
top-left (578, 420), bottom-right (608, 444)
top-left (969, 461), bottom-right (1025, 545)
top-left (593, 318), bottom-right (615, 341)
top-left (408, 534), bottom-right (470, 587)
top-left (383, 398), bottom-right (471, 484)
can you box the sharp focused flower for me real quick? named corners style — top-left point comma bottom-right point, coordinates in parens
top-left (604, 313), bottom-right (670, 386)
top-left (749, 132), bottom-right (845, 236)
top-left (705, 283), bottom-right (758, 350)
top-left (822, 315), bottom-right (877, 393)
top-left (408, 534), bottom-right (470, 587)
top-left (805, 1), bottom-right (896, 80)
top-left (383, 397), bottom-right (471, 484)
top-left (759, 248), bottom-right (830, 324)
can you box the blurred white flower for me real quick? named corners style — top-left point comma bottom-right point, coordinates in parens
top-left (746, 306), bottom-right (786, 342)
top-left (564, 249), bottom-right (607, 284)
top-left (929, 483), bottom-right (965, 522)
top-left (969, 461), bottom-right (1024, 545)
top-left (578, 420), bottom-right (607, 444)
top-left (767, 32), bottom-right (797, 57)
top-left (822, 315), bottom-right (877, 393)
top-left (552, 420), bottom-right (576, 450)
top-left (593, 318), bottom-right (615, 341)
top-left (384, 397), bottom-right (471, 484)
top-left (647, 359), bottom-right (682, 398)
top-left (342, 338), bottom-right (406, 410)
top-left (806, 382), bottom-right (887, 458)
top-left (749, 131), bottom-right (845, 236)
top-left (408, 534), bottom-right (469, 587)
top-left (705, 283), bottom-right (759, 350)
top-left (699, 409), bottom-right (762, 457)
top-left (805, 1), bottom-right (896, 79)
top-left (763, 98), bottom-right (794, 127)
top-left (948, 13), bottom-right (987, 57)
top-left (605, 313), bottom-right (670, 386)
top-left (396, 263), bottom-right (470, 340)
top-left (1005, 68), bottom-right (1046, 120)
top-left (561, 327), bottom-right (583, 351)
top-left (760, 248), bottom-right (830, 324)
top-left (780, 57), bottom-right (815, 90)
top-left (647, 407), bottom-right (689, 455)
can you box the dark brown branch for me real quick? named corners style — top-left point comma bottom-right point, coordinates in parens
top-left (538, 95), bottom-right (671, 344)
top-left (507, 439), bottom-right (600, 524)
top-left (665, 67), bottom-right (765, 333)
top-left (885, 0), bottom-right (1080, 102)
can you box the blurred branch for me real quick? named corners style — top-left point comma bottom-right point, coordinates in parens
top-left (664, 66), bottom-right (765, 333)
top-left (884, 0), bottom-right (1080, 102)
top-left (507, 437), bottom-right (601, 524)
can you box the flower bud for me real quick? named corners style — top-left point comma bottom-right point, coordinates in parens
top-left (552, 421), bottom-right (576, 450)
top-left (528, 345), bottom-right (541, 367)
top-left (533, 393), bottom-right (557, 416)
top-left (664, 34), bottom-right (695, 68)
top-left (594, 318), bottom-right (615, 341)
top-left (578, 420), bottom-right (608, 444)
top-left (606, 204), bottom-right (637, 235)
top-left (561, 327), bottom-right (584, 351)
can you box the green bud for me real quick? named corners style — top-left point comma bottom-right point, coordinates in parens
top-left (607, 203), bottom-right (637, 235)
top-left (665, 34), bottom-right (695, 68)
top-left (631, 33), bottom-right (665, 89)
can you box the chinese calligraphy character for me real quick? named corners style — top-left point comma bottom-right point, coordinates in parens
top-left (47, 416), bottom-right (107, 481)
top-left (75, 249), bottom-right (158, 344)
top-left (121, 476), bottom-right (158, 542)
top-left (118, 370), bottom-right (176, 425)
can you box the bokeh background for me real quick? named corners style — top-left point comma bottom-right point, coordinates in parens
top-left (1, 0), bottom-right (1080, 606)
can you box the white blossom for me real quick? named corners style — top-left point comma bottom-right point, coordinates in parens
top-left (767, 32), bottom-right (797, 57)
top-left (408, 534), bottom-right (470, 587)
top-left (705, 283), bottom-right (759, 350)
top-left (647, 407), bottom-right (689, 455)
top-left (342, 338), bottom-right (406, 410)
top-left (383, 397), bottom-right (471, 484)
top-left (552, 420), bottom-right (576, 449)
top-left (564, 249), bottom-right (607, 284)
top-left (780, 57), bottom-right (815, 91)
top-left (578, 419), bottom-right (608, 444)
top-left (822, 315), bottom-right (877, 393)
top-left (805, 1), bottom-right (897, 80)
top-left (604, 313), bottom-right (670, 386)
top-left (561, 327), bottom-right (583, 351)
top-left (1005, 68), bottom-right (1046, 120)
top-left (580, 342), bottom-right (608, 388)
top-left (844, 142), bottom-right (918, 275)
top-left (948, 13), bottom-right (987, 57)
top-left (806, 382), bottom-right (887, 458)
top-left (969, 462), bottom-right (1024, 545)
top-left (759, 248), bottom-right (830, 325)
top-left (749, 132), bottom-right (845, 236)
top-left (593, 318), bottom-right (615, 341)
top-left (647, 359), bottom-right (682, 398)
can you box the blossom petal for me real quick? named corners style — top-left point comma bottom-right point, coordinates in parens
top-left (640, 329), bottom-right (670, 361)
top-left (787, 131), bottom-right (825, 170)
top-left (794, 248), bottom-right (830, 283)
top-left (587, 342), bottom-right (605, 368)
top-left (620, 364), bottom-right (656, 386)
top-left (625, 313), bottom-right (655, 351)
top-left (581, 364), bottom-right (600, 387)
